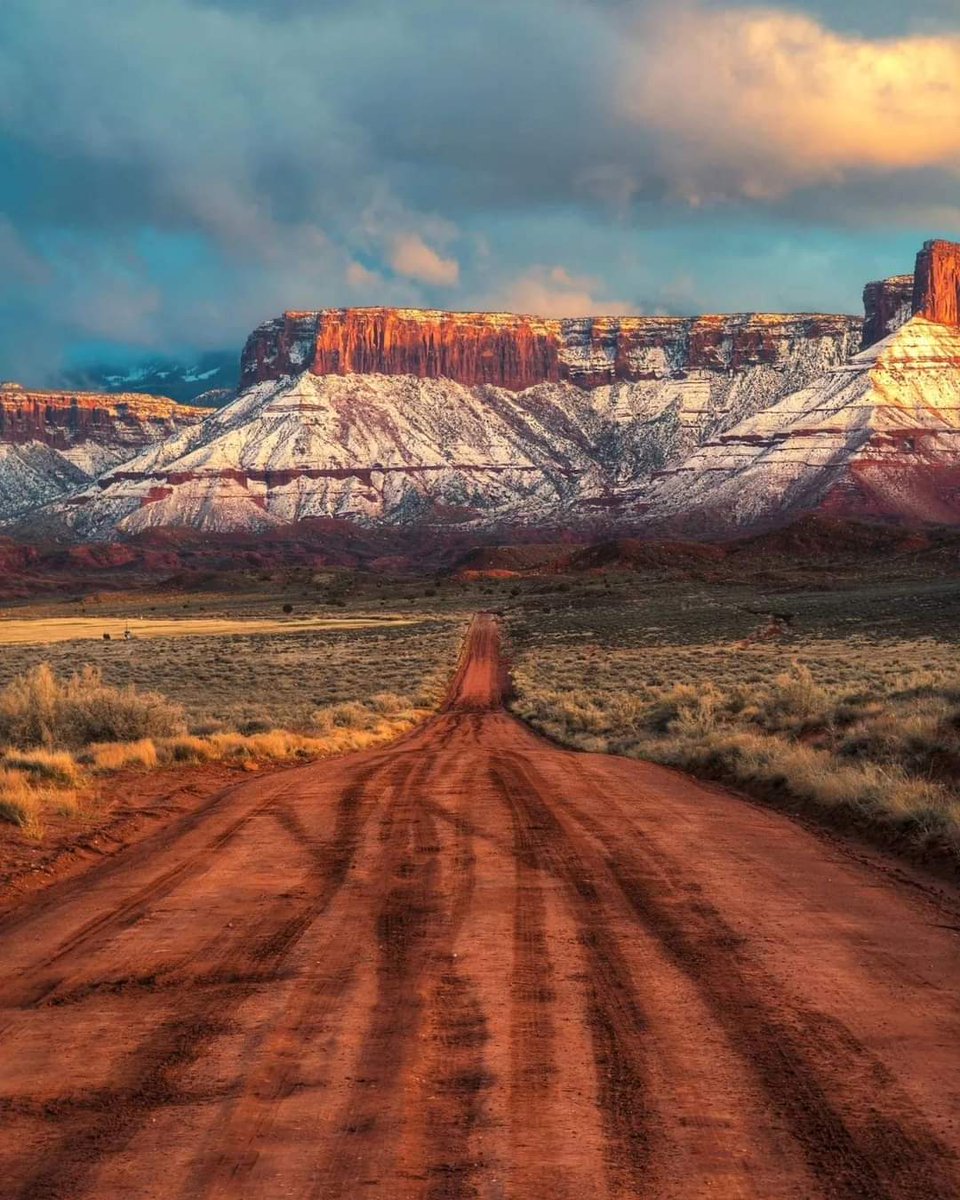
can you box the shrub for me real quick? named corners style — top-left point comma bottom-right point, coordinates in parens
top-left (754, 662), bottom-right (830, 731)
top-left (86, 739), bottom-right (159, 772)
top-left (238, 715), bottom-right (273, 735)
top-left (0, 664), bottom-right (185, 750)
top-left (310, 708), bottom-right (336, 734)
top-left (329, 701), bottom-right (375, 730)
top-left (0, 769), bottom-right (43, 834)
top-left (3, 749), bottom-right (79, 787)
top-left (368, 691), bottom-right (407, 715)
top-left (161, 736), bottom-right (216, 764)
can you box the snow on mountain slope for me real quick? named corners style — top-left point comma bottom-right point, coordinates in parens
top-left (641, 318), bottom-right (960, 533)
top-left (49, 334), bottom-right (850, 539)
top-left (0, 386), bottom-right (212, 523)
top-left (0, 444), bottom-right (91, 522)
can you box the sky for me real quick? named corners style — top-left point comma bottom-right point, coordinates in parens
top-left (1, 0), bottom-right (959, 379)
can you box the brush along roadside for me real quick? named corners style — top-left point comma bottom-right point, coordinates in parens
top-left (0, 661), bottom-right (455, 839)
top-left (510, 645), bottom-right (960, 871)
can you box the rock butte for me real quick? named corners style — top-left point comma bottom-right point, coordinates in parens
top-left (914, 239), bottom-right (960, 328)
top-left (240, 310), bottom-right (863, 393)
top-left (7, 237), bottom-right (960, 539)
top-left (0, 386), bottom-right (211, 450)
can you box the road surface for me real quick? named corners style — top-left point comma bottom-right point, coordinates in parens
top-left (2, 614), bottom-right (959, 1198)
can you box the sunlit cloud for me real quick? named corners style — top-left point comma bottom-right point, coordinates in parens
top-left (0, 0), bottom-right (958, 375)
top-left (388, 234), bottom-right (460, 287)
top-left (621, 5), bottom-right (960, 200)
top-left (491, 266), bottom-right (637, 317)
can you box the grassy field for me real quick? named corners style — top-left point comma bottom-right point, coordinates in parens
top-left (0, 615), bottom-right (464, 733)
top-left (505, 574), bottom-right (960, 867)
top-left (0, 614), bottom-right (416, 645)
top-left (0, 590), bottom-right (468, 837)
top-left (6, 560), bottom-right (960, 866)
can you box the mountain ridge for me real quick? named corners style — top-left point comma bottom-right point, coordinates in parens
top-left (0, 385), bottom-right (211, 524)
top-left (6, 237), bottom-right (960, 543)
top-left (240, 308), bottom-right (862, 392)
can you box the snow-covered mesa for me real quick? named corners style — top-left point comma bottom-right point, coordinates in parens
top-left (642, 318), bottom-right (960, 531)
top-left (48, 321), bottom-right (858, 538)
top-left (10, 241), bottom-right (960, 540)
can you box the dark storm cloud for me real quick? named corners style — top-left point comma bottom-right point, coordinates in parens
top-left (0, 0), bottom-right (958, 377)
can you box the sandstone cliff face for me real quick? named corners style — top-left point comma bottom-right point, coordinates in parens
top-left (862, 275), bottom-right (914, 349)
top-left (0, 386), bottom-right (208, 451)
top-left (913, 240), bottom-right (960, 327)
top-left (641, 317), bottom-right (960, 534)
top-left (240, 309), bottom-right (863, 392)
top-left (0, 385), bottom-right (209, 451)
top-left (0, 385), bottom-right (212, 523)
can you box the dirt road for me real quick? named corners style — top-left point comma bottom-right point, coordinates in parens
top-left (2, 614), bottom-right (960, 1199)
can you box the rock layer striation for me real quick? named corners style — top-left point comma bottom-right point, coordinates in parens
top-left (913, 240), bottom-right (960, 328)
top-left (0, 385), bottom-right (211, 522)
top-left (0, 386), bottom-right (208, 449)
top-left (240, 309), bottom-right (862, 392)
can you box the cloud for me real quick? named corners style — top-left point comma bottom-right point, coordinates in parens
top-left (345, 261), bottom-right (383, 290)
top-left (491, 266), bottom-right (637, 317)
top-left (0, 218), bottom-right (48, 287)
top-left (388, 234), bottom-right (459, 287)
top-left (620, 5), bottom-right (960, 201)
top-left (0, 0), bottom-right (959, 377)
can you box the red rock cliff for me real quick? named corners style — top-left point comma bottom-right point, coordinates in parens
top-left (0, 384), bottom-right (211, 450)
top-left (913, 240), bottom-right (960, 326)
top-left (240, 309), bottom-right (862, 392)
top-left (862, 275), bottom-right (915, 349)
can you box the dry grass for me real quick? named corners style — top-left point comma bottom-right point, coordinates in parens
top-left (0, 617), bottom-right (464, 836)
top-left (511, 635), bottom-right (960, 864)
top-left (0, 614), bottom-right (416, 645)
top-left (83, 739), bottom-right (160, 772)
top-left (0, 618), bottom-right (463, 732)
top-left (2, 749), bottom-right (80, 787)
top-left (0, 769), bottom-right (45, 835)
top-left (0, 664), bottom-right (185, 749)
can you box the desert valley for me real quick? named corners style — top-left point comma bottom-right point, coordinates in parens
top-left (1, 236), bottom-right (960, 1197)
top-left (3, 0), bottom-right (960, 1193)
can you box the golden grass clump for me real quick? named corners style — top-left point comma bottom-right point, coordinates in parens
top-left (2, 749), bottom-right (80, 787)
top-left (510, 634), bottom-right (960, 864)
top-left (85, 739), bottom-right (159, 773)
top-left (0, 663), bottom-right (185, 750)
top-left (0, 768), bottom-right (43, 834)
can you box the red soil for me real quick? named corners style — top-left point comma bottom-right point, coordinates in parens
top-left (1, 616), bottom-right (959, 1197)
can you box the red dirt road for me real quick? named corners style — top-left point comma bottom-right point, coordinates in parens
top-left (2, 614), bottom-right (960, 1199)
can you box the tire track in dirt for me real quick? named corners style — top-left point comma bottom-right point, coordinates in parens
top-left (8, 753), bottom-right (409, 1200)
top-left (177, 753), bottom-right (433, 1200)
top-left (538, 755), bottom-right (960, 1200)
top-left (403, 746), bottom-right (492, 1200)
top-left (494, 757), bottom-right (654, 1197)
top-left (3, 613), bottom-right (960, 1198)
top-left (0, 772), bottom-right (305, 1011)
top-left (307, 756), bottom-right (447, 1198)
